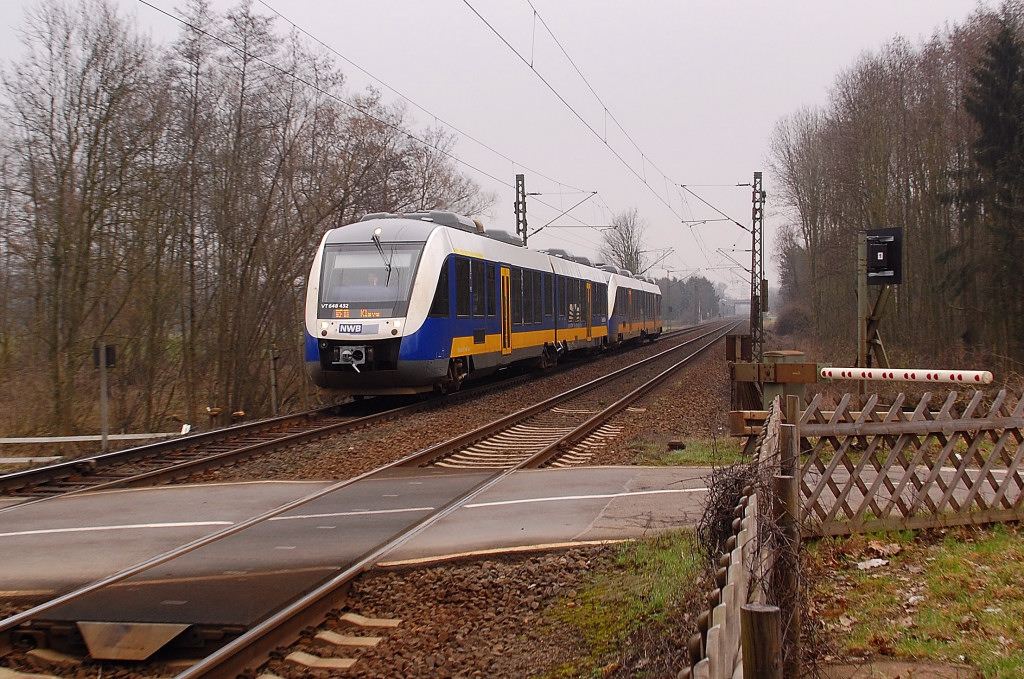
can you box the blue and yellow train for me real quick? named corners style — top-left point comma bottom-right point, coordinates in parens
top-left (304, 211), bottom-right (662, 395)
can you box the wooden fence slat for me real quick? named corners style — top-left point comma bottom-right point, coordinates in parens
top-left (852, 442), bottom-right (906, 525)
top-left (917, 429), bottom-right (964, 515)
top-left (707, 624), bottom-right (723, 679)
top-left (990, 436), bottom-right (1024, 509)
top-left (960, 431), bottom-right (1006, 511)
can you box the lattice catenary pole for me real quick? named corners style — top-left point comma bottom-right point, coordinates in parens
top-left (750, 171), bottom-right (765, 362)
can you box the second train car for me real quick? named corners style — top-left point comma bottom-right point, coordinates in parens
top-left (304, 210), bottom-right (661, 395)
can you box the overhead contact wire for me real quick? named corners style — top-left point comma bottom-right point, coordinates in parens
top-left (461, 0), bottom-right (683, 221)
top-left (255, 0), bottom-right (591, 197)
top-left (135, 0), bottom-right (600, 228)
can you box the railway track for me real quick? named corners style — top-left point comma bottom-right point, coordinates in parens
top-left (418, 321), bottom-right (735, 469)
top-left (0, 407), bottom-right (387, 510)
top-left (0, 326), bottom-right (702, 510)
top-left (0, 322), bottom-right (731, 678)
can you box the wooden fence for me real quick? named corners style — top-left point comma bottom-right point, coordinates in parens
top-left (795, 390), bottom-right (1024, 536)
top-left (685, 389), bottom-right (1024, 677)
top-left (684, 397), bottom-right (793, 679)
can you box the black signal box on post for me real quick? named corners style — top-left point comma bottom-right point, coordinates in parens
top-left (865, 227), bottom-right (903, 285)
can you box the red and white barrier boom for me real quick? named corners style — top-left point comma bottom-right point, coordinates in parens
top-left (820, 367), bottom-right (993, 384)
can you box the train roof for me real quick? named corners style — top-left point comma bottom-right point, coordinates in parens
top-left (322, 211), bottom-right (660, 294)
top-left (324, 217), bottom-right (435, 245)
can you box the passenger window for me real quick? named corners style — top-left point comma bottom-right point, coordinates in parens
top-left (471, 260), bottom-right (485, 317)
top-left (532, 271), bottom-right (542, 323)
top-left (569, 279), bottom-right (580, 324)
top-left (486, 262), bottom-right (496, 316)
top-left (512, 268), bottom-right (524, 325)
top-left (544, 274), bottom-right (553, 316)
top-left (522, 270), bottom-right (532, 325)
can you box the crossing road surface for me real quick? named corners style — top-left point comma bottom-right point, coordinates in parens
top-left (0, 466), bottom-right (710, 596)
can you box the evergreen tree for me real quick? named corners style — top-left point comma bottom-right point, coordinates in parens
top-left (964, 15), bottom-right (1024, 357)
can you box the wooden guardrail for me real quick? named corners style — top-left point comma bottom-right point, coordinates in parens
top-left (685, 396), bottom-right (798, 678)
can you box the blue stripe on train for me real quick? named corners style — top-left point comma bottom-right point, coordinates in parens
top-left (304, 331), bottom-right (319, 362)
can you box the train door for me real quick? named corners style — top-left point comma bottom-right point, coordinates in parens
top-left (622, 288), bottom-right (630, 333)
top-left (585, 282), bottom-right (593, 340)
top-left (500, 266), bottom-right (512, 355)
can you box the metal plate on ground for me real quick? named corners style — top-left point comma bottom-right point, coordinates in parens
top-left (77, 621), bottom-right (189, 660)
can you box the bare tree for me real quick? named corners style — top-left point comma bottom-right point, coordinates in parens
top-left (765, 5), bottom-right (1022, 365)
top-left (3, 0), bottom-right (161, 433)
top-left (600, 208), bottom-right (649, 275)
top-left (0, 0), bottom-right (500, 435)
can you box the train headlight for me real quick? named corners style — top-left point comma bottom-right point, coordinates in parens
top-left (394, 320), bottom-right (402, 329)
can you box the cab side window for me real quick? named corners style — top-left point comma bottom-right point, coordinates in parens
top-left (455, 258), bottom-right (471, 317)
top-left (429, 259), bottom-right (450, 317)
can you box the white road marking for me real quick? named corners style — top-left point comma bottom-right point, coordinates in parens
top-left (0, 488), bottom-right (708, 538)
top-left (466, 487), bottom-right (709, 509)
top-left (272, 507), bottom-right (434, 521)
top-left (0, 521), bottom-right (232, 539)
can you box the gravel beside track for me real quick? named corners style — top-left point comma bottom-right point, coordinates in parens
top-left (272, 548), bottom-right (607, 679)
top-left (251, 343), bottom-right (731, 679)
top-left (192, 337), bottom-right (731, 483)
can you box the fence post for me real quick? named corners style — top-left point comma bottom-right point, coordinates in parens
top-left (773, 471), bottom-right (800, 678)
top-left (741, 603), bottom-right (782, 679)
top-left (785, 394), bottom-right (800, 428)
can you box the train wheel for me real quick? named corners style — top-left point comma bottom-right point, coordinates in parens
top-left (539, 345), bottom-right (558, 370)
top-left (436, 358), bottom-right (466, 394)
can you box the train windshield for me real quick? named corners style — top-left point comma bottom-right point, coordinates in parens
top-left (317, 242), bottom-right (423, 319)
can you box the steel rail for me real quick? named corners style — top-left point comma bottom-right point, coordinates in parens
top-left (412, 322), bottom-right (733, 467)
top-left (0, 372), bottom-right (539, 510)
top-left (526, 321), bottom-right (738, 467)
top-left (0, 407), bottom-right (338, 493)
top-left (0, 323), bottom-right (719, 671)
top-left (1, 327), bottom-right (700, 504)
top-left (170, 322), bottom-right (736, 678)
top-left (0, 326), bottom-right (701, 510)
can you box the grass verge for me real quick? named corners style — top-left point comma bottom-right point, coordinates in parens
top-left (805, 523), bottom-right (1024, 678)
top-left (633, 435), bottom-right (745, 467)
top-left (539, 529), bottom-right (706, 678)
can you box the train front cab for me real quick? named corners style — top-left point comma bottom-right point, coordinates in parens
top-left (305, 219), bottom-right (451, 395)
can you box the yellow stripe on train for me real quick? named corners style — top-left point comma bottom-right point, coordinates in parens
top-left (450, 325), bottom-right (609, 356)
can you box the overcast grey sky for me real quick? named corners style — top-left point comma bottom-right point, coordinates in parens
top-left (1, 0), bottom-right (990, 297)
